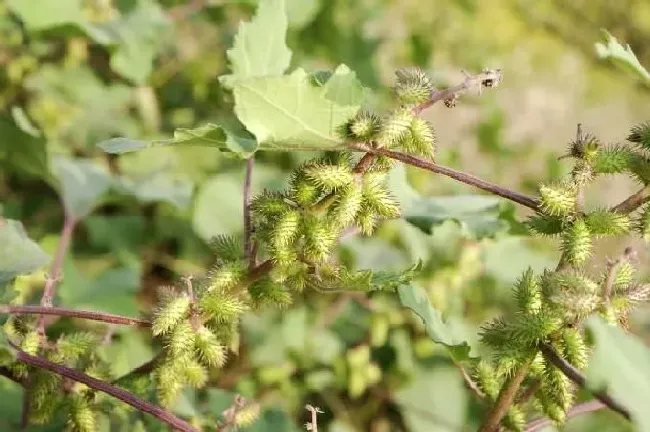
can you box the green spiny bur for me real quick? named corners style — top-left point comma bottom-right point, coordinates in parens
top-left (194, 326), bottom-right (227, 367)
top-left (561, 328), bottom-right (587, 370)
top-left (592, 145), bottom-right (633, 174)
top-left (346, 110), bottom-right (381, 141)
top-left (400, 117), bottom-right (435, 159)
top-left (304, 163), bottom-right (354, 191)
top-left (209, 235), bottom-right (243, 261)
top-left (628, 153), bottom-right (650, 184)
top-left (271, 210), bottom-right (301, 248)
top-left (393, 67), bottom-right (434, 105)
top-left (199, 292), bottom-right (248, 323)
top-left (66, 393), bottom-right (96, 432)
top-left (183, 357), bottom-right (208, 388)
top-left (152, 294), bottom-right (191, 336)
top-left (538, 182), bottom-right (576, 217)
top-left (303, 216), bottom-right (336, 262)
top-left (561, 219), bottom-right (592, 265)
top-left (512, 268), bottom-right (541, 313)
top-left (249, 278), bottom-right (292, 308)
top-left (206, 261), bottom-right (246, 292)
top-left (376, 106), bottom-right (414, 147)
top-left (329, 181), bottom-right (363, 227)
top-left (289, 172), bottom-right (321, 206)
top-left (584, 210), bottom-right (630, 236)
top-left (251, 191), bottom-right (290, 217)
top-left (167, 321), bottom-right (195, 358)
top-left (628, 121), bottom-right (650, 150)
top-left (355, 206), bottom-right (378, 235)
top-left (474, 361), bottom-right (499, 400)
top-left (28, 371), bottom-right (62, 424)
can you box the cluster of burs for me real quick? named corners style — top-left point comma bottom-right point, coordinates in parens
top-left (147, 68), bottom-right (438, 417)
top-left (475, 122), bottom-right (650, 430)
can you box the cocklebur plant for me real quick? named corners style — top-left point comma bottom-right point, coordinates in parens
top-left (2, 1), bottom-right (648, 430)
top-left (474, 124), bottom-right (650, 431)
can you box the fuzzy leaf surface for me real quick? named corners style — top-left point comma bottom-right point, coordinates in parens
top-left (596, 30), bottom-right (650, 86)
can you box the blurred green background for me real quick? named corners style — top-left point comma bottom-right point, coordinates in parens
top-left (1, 0), bottom-right (650, 430)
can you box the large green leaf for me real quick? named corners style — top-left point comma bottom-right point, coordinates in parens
top-left (396, 366), bottom-right (468, 432)
top-left (389, 165), bottom-right (508, 238)
top-left (220, 0), bottom-right (292, 87)
top-left (0, 218), bottom-right (50, 283)
top-left (596, 30), bottom-right (650, 86)
top-left (398, 284), bottom-right (476, 360)
top-left (235, 0), bottom-right (322, 29)
top-left (585, 316), bottom-right (650, 431)
top-left (115, 172), bottom-right (194, 210)
top-left (233, 66), bottom-right (363, 151)
top-left (98, 123), bottom-right (258, 156)
top-left (51, 157), bottom-right (113, 220)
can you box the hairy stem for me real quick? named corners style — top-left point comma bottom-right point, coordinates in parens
top-left (244, 156), bottom-right (255, 265)
top-left (539, 343), bottom-right (630, 420)
top-left (38, 215), bottom-right (77, 334)
top-left (478, 359), bottom-right (533, 432)
top-left (613, 185), bottom-right (650, 214)
top-left (525, 400), bottom-right (606, 432)
top-left (14, 349), bottom-right (198, 432)
top-left (351, 144), bottom-right (540, 211)
top-left (0, 305), bottom-right (151, 327)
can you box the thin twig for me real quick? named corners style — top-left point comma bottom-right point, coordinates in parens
top-left (244, 156), bottom-right (255, 266)
top-left (351, 144), bottom-right (540, 211)
top-left (478, 359), bottom-right (533, 432)
top-left (539, 343), bottom-right (631, 420)
top-left (305, 404), bottom-right (324, 431)
top-left (37, 216), bottom-right (76, 334)
top-left (14, 349), bottom-right (198, 432)
top-left (415, 69), bottom-right (503, 114)
top-left (1, 305), bottom-right (151, 327)
top-left (455, 362), bottom-right (486, 401)
top-left (525, 400), bottom-right (607, 432)
top-left (612, 185), bottom-right (650, 214)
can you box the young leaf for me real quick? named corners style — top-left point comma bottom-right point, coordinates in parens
top-left (595, 30), bottom-right (650, 87)
top-left (219, 0), bottom-right (292, 87)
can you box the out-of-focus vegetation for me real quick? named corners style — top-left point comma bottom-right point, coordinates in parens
top-left (1, 0), bottom-right (650, 431)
